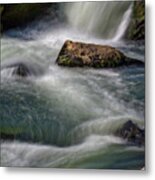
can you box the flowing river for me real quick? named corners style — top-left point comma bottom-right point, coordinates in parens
top-left (0, 1), bottom-right (145, 169)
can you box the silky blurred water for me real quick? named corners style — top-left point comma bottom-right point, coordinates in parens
top-left (0, 2), bottom-right (145, 169)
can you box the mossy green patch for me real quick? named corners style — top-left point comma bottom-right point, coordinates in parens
top-left (1, 126), bottom-right (24, 135)
top-left (58, 55), bottom-right (72, 66)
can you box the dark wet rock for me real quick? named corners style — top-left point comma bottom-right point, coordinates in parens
top-left (126, 1), bottom-right (145, 40)
top-left (0, 133), bottom-right (15, 141)
top-left (2, 63), bottom-right (31, 77)
top-left (56, 40), bottom-right (144, 68)
top-left (0, 3), bottom-right (54, 32)
top-left (12, 63), bottom-right (30, 77)
top-left (1, 61), bottom-right (45, 77)
top-left (116, 120), bottom-right (145, 146)
top-left (0, 127), bottom-right (23, 141)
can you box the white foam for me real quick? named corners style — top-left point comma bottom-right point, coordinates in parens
top-left (1, 135), bottom-right (124, 167)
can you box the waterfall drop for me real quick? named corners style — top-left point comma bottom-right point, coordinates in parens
top-left (64, 1), bottom-right (133, 40)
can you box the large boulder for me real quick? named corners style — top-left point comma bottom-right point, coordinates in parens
top-left (56, 40), bottom-right (144, 68)
top-left (115, 120), bottom-right (145, 146)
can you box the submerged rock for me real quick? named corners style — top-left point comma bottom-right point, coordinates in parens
top-left (115, 120), bottom-right (144, 146)
top-left (2, 63), bottom-right (32, 77)
top-left (56, 40), bottom-right (144, 68)
top-left (0, 132), bottom-right (15, 141)
top-left (12, 63), bottom-right (30, 77)
top-left (1, 61), bottom-right (45, 78)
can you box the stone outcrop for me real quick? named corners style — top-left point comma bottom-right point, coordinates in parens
top-left (0, 3), bottom-right (54, 31)
top-left (126, 0), bottom-right (145, 40)
top-left (56, 40), bottom-right (144, 68)
top-left (115, 120), bottom-right (145, 146)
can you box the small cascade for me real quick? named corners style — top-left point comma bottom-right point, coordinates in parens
top-left (1, 67), bottom-right (18, 79)
top-left (1, 60), bottom-right (46, 79)
top-left (64, 1), bottom-right (133, 40)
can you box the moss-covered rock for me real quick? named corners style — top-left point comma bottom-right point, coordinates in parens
top-left (0, 3), bottom-right (53, 31)
top-left (126, 0), bottom-right (145, 40)
top-left (56, 40), bottom-right (144, 68)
